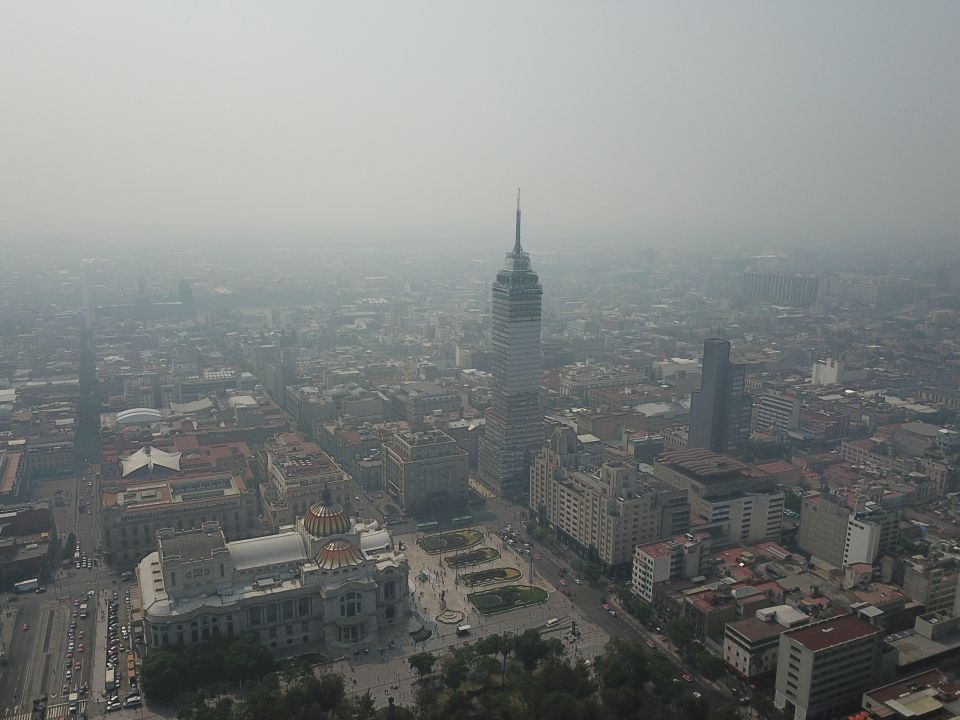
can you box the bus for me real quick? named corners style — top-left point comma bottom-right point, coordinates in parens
top-left (14, 578), bottom-right (38, 593)
top-left (126, 653), bottom-right (137, 684)
top-left (79, 603), bottom-right (88, 619)
top-left (105, 668), bottom-right (116, 693)
top-left (416, 521), bottom-right (439, 532)
top-left (451, 515), bottom-right (472, 526)
top-left (456, 625), bottom-right (472, 636)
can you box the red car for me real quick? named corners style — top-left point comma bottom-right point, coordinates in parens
top-left (682, 674), bottom-right (694, 683)
top-left (534, 554), bottom-right (541, 560)
top-left (560, 588), bottom-right (571, 596)
top-left (601, 602), bottom-right (610, 610)
top-left (646, 639), bottom-right (656, 649)
top-left (559, 579), bottom-right (567, 586)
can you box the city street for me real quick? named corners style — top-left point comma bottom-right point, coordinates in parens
top-left (0, 466), bottom-right (112, 720)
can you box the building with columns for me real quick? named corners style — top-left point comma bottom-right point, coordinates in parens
top-left (137, 502), bottom-right (409, 653)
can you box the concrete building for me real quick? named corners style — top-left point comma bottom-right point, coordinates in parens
top-left (631, 532), bottom-right (711, 603)
top-left (535, 454), bottom-right (689, 574)
top-left (477, 197), bottom-right (544, 498)
top-left (754, 390), bottom-right (801, 435)
top-left (723, 605), bottom-right (810, 679)
top-left (654, 449), bottom-right (783, 548)
top-left (389, 382), bottom-right (461, 427)
top-left (774, 615), bottom-right (895, 720)
top-left (260, 433), bottom-right (355, 530)
top-left (138, 504), bottom-right (409, 653)
top-left (689, 339), bottom-right (752, 454)
top-left (742, 272), bottom-right (826, 307)
top-left (797, 493), bottom-right (850, 568)
top-left (901, 556), bottom-right (959, 614)
top-left (102, 470), bottom-right (259, 566)
top-left (382, 429), bottom-right (468, 513)
top-left (797, 493), bottom-right (896, 569)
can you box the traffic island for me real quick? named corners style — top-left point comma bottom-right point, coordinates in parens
top-left (468, 585), bottom-right (548, 615)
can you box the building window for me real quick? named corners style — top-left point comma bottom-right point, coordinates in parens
top-left (340, 592), bottom-right (362, 618)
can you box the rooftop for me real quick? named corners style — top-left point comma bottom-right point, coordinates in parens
top-left (786, 615), bottom-right (880, 652)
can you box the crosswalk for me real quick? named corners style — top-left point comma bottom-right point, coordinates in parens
top-left (1, 699), bottom-right (88, 720)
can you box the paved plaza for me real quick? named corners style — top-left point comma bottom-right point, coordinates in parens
top-left (327, 524), bottom-right (610, 708)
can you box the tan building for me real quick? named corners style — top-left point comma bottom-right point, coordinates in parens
top-left (382, 429), bottom-right (468, 512)
top-left (261, 433), bottom-right (355, 529)
top-left (537, 457), bottom-right (689, 573)
top-left (102, 470), bottom-right (259, 566)
top-left (901, 556), bottom-right (959, 614)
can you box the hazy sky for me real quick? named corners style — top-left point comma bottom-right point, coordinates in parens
top-left (1, 2), bottom-right (958, 253)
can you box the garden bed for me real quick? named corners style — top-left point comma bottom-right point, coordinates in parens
top-left (444, 547), bottom-right (500, 568)
top-left (468, 585), bottom-right (548, 615)
top-left (417, 529), bottom-right (484, 554)
top-left (460, 566), bottom-right (522, 587)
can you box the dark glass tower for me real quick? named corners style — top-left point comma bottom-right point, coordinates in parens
top-left (688, 338), bottom-right (752, 454)
top-left (478, 193), bottom-right (543, 498)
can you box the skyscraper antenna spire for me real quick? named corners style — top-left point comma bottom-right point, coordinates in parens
top-left (514, 187), bottom-right (522, 253)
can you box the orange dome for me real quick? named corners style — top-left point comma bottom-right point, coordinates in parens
top-left (303, 503), bottom-right (350, 537)
top-left (316, 539), bottom-right (364, 570)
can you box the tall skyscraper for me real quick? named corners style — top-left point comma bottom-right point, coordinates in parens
top-left (478, 192), bottom-right (543, 498)
top-left (688, 338), bottom-right (752, 454)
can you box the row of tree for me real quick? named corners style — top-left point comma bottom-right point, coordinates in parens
top-left (175, 633), bottom-right (751, 720)
top-left (141, 635), bottom-right (277, 704)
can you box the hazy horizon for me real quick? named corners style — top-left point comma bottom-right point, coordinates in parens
top-left (2, 2), bottom-right (958, 254)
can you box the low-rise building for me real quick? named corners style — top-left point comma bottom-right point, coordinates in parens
top-left (723, 605), bottom-right (810, 679)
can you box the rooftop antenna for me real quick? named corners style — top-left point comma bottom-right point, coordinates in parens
top-left (513, 187), bottom-right (522, 253)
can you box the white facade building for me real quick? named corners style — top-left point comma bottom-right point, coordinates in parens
top-left (137, 503), bottom-right (409, 653)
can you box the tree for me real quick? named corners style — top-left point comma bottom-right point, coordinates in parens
top-left (666, 618), bottom-right (696, 655)
top-left (513, 628), bottom-right (549, 671)
top-left (141, 648), bottom-right (183, 704)
top-left (693, 651), bottom-right (726, 680)
top-left (441, 653), bottom-right (469, 690)
top-left (354, 690), bottom-right (376, 720)
top-left (583, 562), bottom-right (602, 586)
top-left (63, 532), bottom-right (77, 560)
top-left (409, 652), bottom-right (437, 679)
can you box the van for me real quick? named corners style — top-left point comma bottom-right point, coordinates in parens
top-left (546, 618), bottom-right (559, 628)
top-left (456, 625), bottom-right (471, 636)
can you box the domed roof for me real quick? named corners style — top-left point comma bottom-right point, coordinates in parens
top-left (316, 538), bottom-right (364, 570)
top-left (303, 503), bottom-right (351, 537)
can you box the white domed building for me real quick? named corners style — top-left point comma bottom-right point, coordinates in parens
top-left (137, 502), bottom-right (409, 652)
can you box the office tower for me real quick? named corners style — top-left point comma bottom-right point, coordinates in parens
top-left (688, 338), bottom-right (752, 454)
top-left (478, 193), bottom-right (543, 498)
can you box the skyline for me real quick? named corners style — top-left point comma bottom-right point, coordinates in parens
top-left (1, 2), bottom-right (958, 253)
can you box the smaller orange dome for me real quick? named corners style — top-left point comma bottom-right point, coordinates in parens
top-left (316, 539), bottom-right (364, 570)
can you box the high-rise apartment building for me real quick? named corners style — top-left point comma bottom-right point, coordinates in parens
top-left (478, 194), bottom-right (543, 498)
top-left (688, 339), bottom-right (752, 454)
